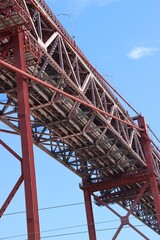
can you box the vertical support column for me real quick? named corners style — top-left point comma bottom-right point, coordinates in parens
top-left (138, 115), bottom-right (160, 227)
top-left (13, 30), bottom-right (40, 240)
top-left (82, 180), bottom-right (97, 240)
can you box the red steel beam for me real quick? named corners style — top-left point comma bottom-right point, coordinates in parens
top-left (138, 116), bottom-right (160, 228)
top-left (0, 58), bottom-right (143, 132)
top-left (93, 194), bottom-right (122, 218)
top-left (83, 180), bottom-right (97, 240)
top-left (0, 175), bottom-right (23, 217)
top-left (125, 181), bottom-right (148, 217)
top-left (0, 139), bottom-right (22, 162)
top-left (80, 172), bottom-right (149, 194)
top-left (0, 129), bottom-right (19, 135)
top-left (93, 182), bottom-right (150, 240)
top-left (112, 181), bottom-right (149, 240)
top-left (128, 222), bottom-right (150, 240)
top-left (13, 30), bottom-right (40, 240)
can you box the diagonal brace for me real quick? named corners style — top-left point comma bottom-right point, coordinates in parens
top-left (93, 181), bottom-right (149, 240)
top-left (0, 175), bottom-right (23, 217)
top-left (0, 139), bottom-right (22, 162)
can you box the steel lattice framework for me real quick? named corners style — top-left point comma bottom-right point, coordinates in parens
top-left (0, 0), bottom-right (160, 239)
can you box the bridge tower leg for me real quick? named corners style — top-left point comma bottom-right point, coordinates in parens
top-left (138, 115), bottom-right (160, 227)
top-left (13, 30), bottom-right (40, 240)
top-left (82, 180), bottom-right (97, 240)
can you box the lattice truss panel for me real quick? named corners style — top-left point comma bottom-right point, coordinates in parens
top-left (0, 0), bottom-right (160, 234)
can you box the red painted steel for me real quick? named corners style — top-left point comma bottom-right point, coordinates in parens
top-left (127, 223), bottom-right (150, 240)
top-left (0, 140), bottom-right (23, 216)
top-left (80, 172), bottom-right (149, 193)
top-left (0, 1), bottom-right (160, 239)
top-left (138, 116), bottom-right (160, 228)
top-left (83, 180), bottom-right (97, 240)
top-left (13, 30), bottom-right (40, 240)
top-left (93, 183), bottom-right (150, 240)
top-left (0, 175), bottom-right (23, 217)
top-left (0, 139), bottom-right (22, 162)
top-left (0, 59), bottom-right (143, 132)
top-left (0, 129), bottom-right (19, 135)
top-left (112, 182), bottom-right (148, 240)
top-left (30, 0), bottom-right (140, 116)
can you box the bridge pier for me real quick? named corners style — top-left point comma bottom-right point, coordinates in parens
top-left (13, 30), bottom-right (40, 240)
top-left (82, 180), bottom-right (97, 240)
top-left (81, 176), bottom-right (151, 239)
top-left (138, 116), bottom-right (160, 228)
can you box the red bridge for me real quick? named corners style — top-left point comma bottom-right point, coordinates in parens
top-left (0, 0), bottom-right (160, 239)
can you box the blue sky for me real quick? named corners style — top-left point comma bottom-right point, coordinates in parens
top-left (1, 0), bottom-right (160, 239)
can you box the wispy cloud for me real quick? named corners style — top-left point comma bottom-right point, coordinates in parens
top-left (126, 47), bottom-right (158, 60)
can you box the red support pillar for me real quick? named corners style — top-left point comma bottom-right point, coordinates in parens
top-left (13, 30), bottom-right (40, 240)
top-left (82, 180), bottom-right (97, 240)
top-left (138, 115), bottom-right (160, 227)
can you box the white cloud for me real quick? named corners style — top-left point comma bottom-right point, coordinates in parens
top-left (126, 47), bottom-right (158, 60)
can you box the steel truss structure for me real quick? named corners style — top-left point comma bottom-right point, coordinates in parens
top-left (0, 0), bottom-right (160, 239)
